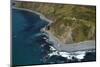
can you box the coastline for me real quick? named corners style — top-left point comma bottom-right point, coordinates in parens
top-left (46, 30), bottom-right (95, 52)
top-left (12, 7), bottom-right (53, 24)
top-left (12, 7), bottom-right (96, 52)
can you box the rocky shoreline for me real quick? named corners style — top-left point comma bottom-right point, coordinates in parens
top-left (13, 7), bottom-right (96, 52)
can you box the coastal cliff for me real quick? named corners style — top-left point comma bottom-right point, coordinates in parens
top-left (15, 1), bottom-right (96, 44)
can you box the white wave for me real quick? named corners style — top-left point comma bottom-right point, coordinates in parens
top-left (48, 50), bottom-right (86, 60)
top-left (47, 46), bottom-right (88, 61)
top-left (75, 53), bottom-right (85, 60)
top-left (49, 46), bottom-right (56, 51)
top-left (59, 52), bottom-right (72, 59)
top-left (48, 51), bottom-right (59, 57)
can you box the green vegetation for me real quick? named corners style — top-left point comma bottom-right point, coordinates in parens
top-left (15, 2), bottom-right (96, 44)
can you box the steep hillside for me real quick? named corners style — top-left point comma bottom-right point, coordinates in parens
top-left (15, 2), bottom-right (96, 44)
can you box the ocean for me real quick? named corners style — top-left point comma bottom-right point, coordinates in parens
top-left (12, 8), bottom-right (96, 66)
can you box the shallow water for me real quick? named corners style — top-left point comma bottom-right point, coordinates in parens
top-left (12, 8), bottom-right (96, 66)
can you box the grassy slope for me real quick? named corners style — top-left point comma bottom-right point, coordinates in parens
top-left (15, 2), bottom-right (96, 44)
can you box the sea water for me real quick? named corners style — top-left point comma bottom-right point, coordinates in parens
top-left (12, 8), bottom-right (96, 66)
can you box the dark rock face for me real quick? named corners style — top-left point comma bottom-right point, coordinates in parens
top-left (82, 52), bottom-right (96, 61)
